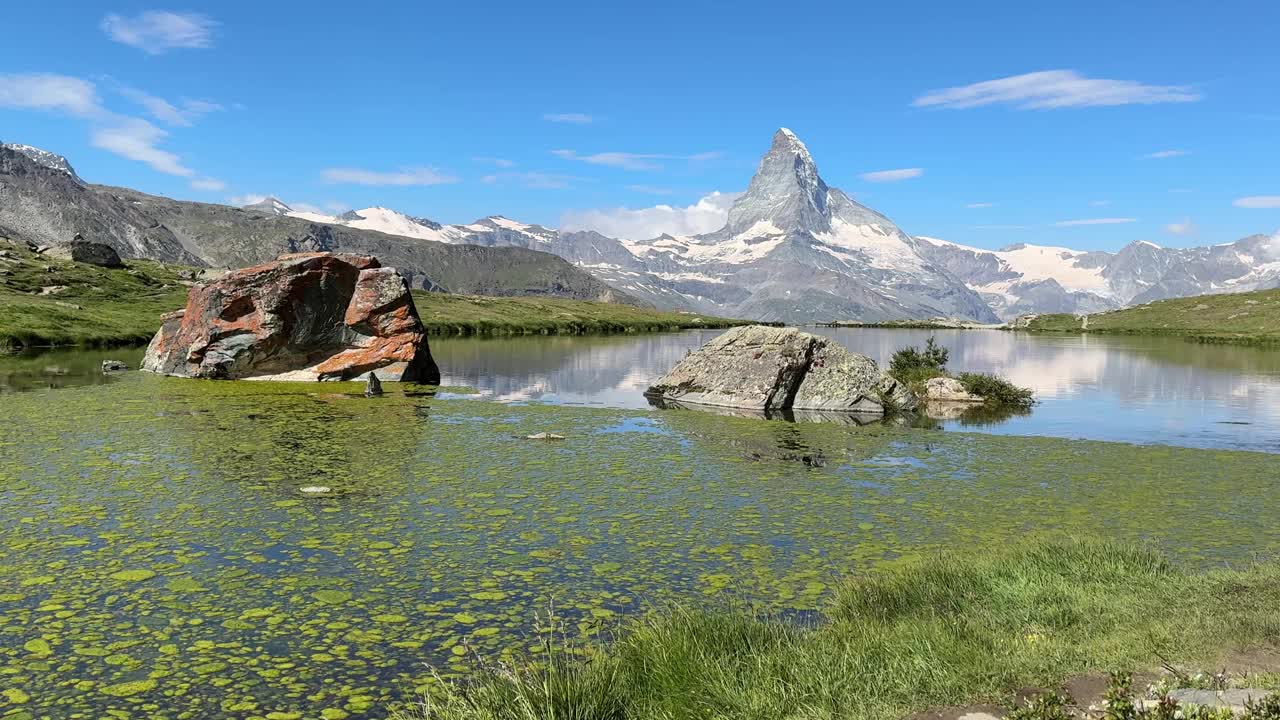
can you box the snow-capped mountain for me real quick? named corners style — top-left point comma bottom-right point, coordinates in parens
top-left (917, 234), bottom-right (1280, 319)
top-left (262, 130), bottom-right (998, 323)
top-left (1, 143), bottom-right (81, 182)
top-left (239, 131), bottom-right (1280, 322)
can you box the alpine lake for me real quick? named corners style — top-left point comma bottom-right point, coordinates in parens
top-left (2, 328), bottom-right (1279, 719)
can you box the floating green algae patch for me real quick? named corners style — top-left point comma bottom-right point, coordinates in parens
top-left (1, 376), bottom-right (1278, 718)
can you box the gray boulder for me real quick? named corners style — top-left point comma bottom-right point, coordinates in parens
top-left (924, 376), bottom-right (983, 404)
top-left (45, 240), bottom-right (122, 267)
top-left (646, 325), bottom-right (916, 417)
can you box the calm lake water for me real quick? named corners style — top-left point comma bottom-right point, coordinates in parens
top-left (1, 330), bottom-right (1278, 718)
top-left (429, 328), bottom-right (1280, 453)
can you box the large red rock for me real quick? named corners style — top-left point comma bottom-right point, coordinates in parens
top-left (142, 252), bottom-right (439, 382)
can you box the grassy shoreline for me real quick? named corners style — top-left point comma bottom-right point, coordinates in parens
top-left (1021, 289), bottom-right (1280, 346)
top-left (395, 540), bottom-right (1280, 720)
top-left (0, 247), bottom-right (753, 349)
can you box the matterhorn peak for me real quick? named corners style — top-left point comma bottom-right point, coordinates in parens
top-left (722, 128), bottom-right (830, 236)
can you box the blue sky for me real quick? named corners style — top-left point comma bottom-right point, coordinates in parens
top-left (3, 0), bottom-right (1278, 250)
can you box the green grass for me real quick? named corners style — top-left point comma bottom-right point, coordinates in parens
top-left (410, 292), bottom-right (753, 336)
top-left (0, 244), bottom-right (752, 348)
top-left (0, 245), bottom-right (191, 349)
top-left (396, 540), bottom-right (1280, 720)
top-left (1023, 289), bottom-right (1280, 345)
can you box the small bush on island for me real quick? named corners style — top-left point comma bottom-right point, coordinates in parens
top-left (890, 337), bottom-right (1035, 409)
top-left (393, 540), bottom-right (1280, 720)
top-left (889, 337), bottom-right (950, 384)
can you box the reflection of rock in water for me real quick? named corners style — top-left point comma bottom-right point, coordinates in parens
top-left (646, 395), bottom-right (902, 427)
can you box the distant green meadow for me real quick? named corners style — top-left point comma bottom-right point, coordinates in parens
top-left (2, 375), bottom-right (1278, 717)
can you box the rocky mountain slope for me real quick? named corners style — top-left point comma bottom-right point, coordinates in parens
top-left (917, 234), bottom-right (1280, 320)
top-left (275, 130), bottom-right (999, 324)
top-left (0, 145), bottom-right (632, 303)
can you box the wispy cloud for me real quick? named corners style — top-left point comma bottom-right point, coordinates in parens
top-left (101, 11), bottom-right (217, 54)
top-left (552, 149), bottom-right (720, 171)
top-left (561, 191), bottom-right (742, 240)
top-left (914, 70), bottom-right (1200, 110)
top-left (1055, 217), bottom-right (1137, 226)
top-left (1233, 196), bottom-right (1280, 209)
top-left (860, 168), bottom-right (923, 183)
top-left (91, 119), bottom-right (194, 176)
top-left (481, 171), bottom-right (577, 189)
top-left (190, 177), bottom-right (226, 191)
top-left (628, 185), bottom-right (675, 195)
top-left (321, 167), bottom-right (459, 186)
top-left (0, 73), bottom-right (102, 116)
top-left (473, 157), bottom-right (515, 168)
top-left (1164, 218), bottom-right (1196, 235)
top-left (965, 202), bottom-right (994, 209)
top-left (1144, 149), bottom-right (1188, 159)
top-left (119, 87), bottom-right (223, 127)
top-left (544, 113), bottom-right (594, 124)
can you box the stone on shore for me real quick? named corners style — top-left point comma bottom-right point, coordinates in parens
top-left (141, 252), bottom-right (439, 383)
top-left (646, 325), bottom-right (916, 416)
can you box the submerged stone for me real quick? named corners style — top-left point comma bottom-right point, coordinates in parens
top-left (141, 252), bottom-right (440, 383)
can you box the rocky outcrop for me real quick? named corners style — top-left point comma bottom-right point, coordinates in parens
top-left (645, 325), bottom-right (915, 417)
top-left (44, 240), bottom-right (122, 267)
top-left (142, 252), bottom-right (439, 383)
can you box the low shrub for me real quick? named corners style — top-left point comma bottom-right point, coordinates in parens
top-left (889, 337), bottom-right (950, 384)
top-left (957, 371), bottom-right (1036, 409)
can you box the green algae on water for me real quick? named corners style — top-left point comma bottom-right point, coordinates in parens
top-left (0, 374), bottom-right (1278, 718)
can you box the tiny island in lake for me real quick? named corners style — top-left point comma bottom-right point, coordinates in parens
top-left (3, 15), bottom-right (1280, 718)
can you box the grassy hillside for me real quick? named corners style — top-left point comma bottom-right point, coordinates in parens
top-left (411, 292), bottom-right (750, 335)
top-left (1024, 288), bottom-right (1280, 344)
top-left (0, 245), bottom-right (190, 349)
top-left (0, 246), bottom-right (749, 348)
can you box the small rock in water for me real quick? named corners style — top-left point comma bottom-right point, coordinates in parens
top-left (299, 486), bottom-right (332, 494)
top-left (526, 432), bottom-right (566, 441)
top-left (101, 360), bottom-right (128, 373)
top-left (365, 372), bottom-right (384, 397)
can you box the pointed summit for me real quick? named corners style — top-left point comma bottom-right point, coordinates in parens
top-left (724, 128), bottom-right (831, 236)
top-left (243, 196), bottom-right (292, 216)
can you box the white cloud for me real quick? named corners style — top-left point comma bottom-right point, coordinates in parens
top-left (860, 167), bottom-right (923, 182)
top-left (481, 172), bottom-right (576, 189)
top-left (965, 202), bottom-right (994, 209)
top-left (914, 70), bottom-right (1200, 110)
top-left (560, 191), bottom-right (740, 240)
top-left (320, 167), bottom-right (458, 186)
top-left (190, 177), bottom-right (225, 191)
top-left (0, 73), bottom-right (102, 116)
top-left (1054, 217), bottom-right (1137, 226)
top-left (544, 113), bottom-right (594, 124)
top-left (1145, 149), bottom-right (1188, 159)
top-left (101, 11), bottom-right (216, 54)
top-left (1233, 196), bottom-right (1280, 209)
top-left (1164, 218), bottom-right (1196, 235)
top-left (552, 149), bottom-right (721, 171)
top-left (119, 87), bottom-right (223, 127)
top-left (1266, 231), bottom-right (1280, 260)
top-left (229, 194), bottom-right (268, 206)
top-left (91, 119), bottom-right (194, 177)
